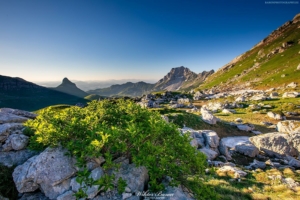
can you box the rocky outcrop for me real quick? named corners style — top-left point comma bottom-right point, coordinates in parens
top-left (13, 147), bottom-right (77, 199)
top-left (267, 112), bottom-right (285, 120)
top-left (0, 108), bottom-right (37, 167)
top-left (282, 91), bottom-right (299, 98)
top-left (199, 148), bottom-right (218, 160)
top-left (235, 143), bottom-right (259, 158)
top-left (249, 133), bottom-right (298, 158)
top-left (217, 166), bottom-right (247, 178)
top-left (200, 107), bottom-right (218, 125)
top-left (277, 120), bottom-right (300, 134)
top-left (0, 149), bottom-right (38, 167)
top-left (0, 123), bottom-right (24, 142)
top-left (2, 133), bottom-right (29, 151)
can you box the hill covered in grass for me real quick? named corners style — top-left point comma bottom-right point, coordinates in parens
top-left (0, 75), bottom-right (87, 111)
top-left (196, 13), bottom-right (300, 92)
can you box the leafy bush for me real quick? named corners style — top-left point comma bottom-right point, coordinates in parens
top-left (25, 99), bottom-right (217, 199)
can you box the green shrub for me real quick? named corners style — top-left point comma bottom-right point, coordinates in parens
top-left (25, 100), bottom-right (216, 199)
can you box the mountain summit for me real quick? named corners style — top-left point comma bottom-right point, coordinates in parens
top-left (154, 66), bottom-right (214, 91)
top-left (88, 66), bottom-right (214, 97)
top-left (54, 78), bottom-right (88, 98)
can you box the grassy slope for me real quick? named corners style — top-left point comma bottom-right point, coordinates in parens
top-left (198, 20), bottom-right (300, 91)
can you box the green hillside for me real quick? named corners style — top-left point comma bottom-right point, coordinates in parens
top-left (197, 15), bottom-right (300, 91)
top-left (84, 94), bottom-right (106, 101)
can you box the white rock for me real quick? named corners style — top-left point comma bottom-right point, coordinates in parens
top-left (221, 136), bottom-right (250, 149)
top-left (267, 111), bottom-right (285, 120)
top-left (201, 107), bottom-right (218, 125)
top-left (0, 123), bottom-right (24, 142)
top-left (2, 133), bottom-right (29, 151)
top-left (235, 143), bottom-right (259, 157)
top-left (251, 130), bottom-right (262, 135)
top-left (235, 118), bottom-right (243, 123)
top-left (235, 96), bottom-right (246, 102)
top-left (217, 166), bottom-right (247, 178)
top-left (57, 190), bottom-right (76, 200)
top-left (237, 124), bottom-right (254, 132)
top-left (282, 91), bottom-right (299, 98)
top-left (0, 149), bottom-right (37, 167)
top-left (250, 133), bottom-right (298, 158)
top-left (277, 120), bottom-right (300, 134)
top-left (222, 109), bottom-right (236, 114)
top-left (0, 112), bottom-right (29, 124)
top-left (286, 82), bottom-right (297, 88)
top-left (13, 147), bottom-right (77, 199)
top-left (199, 148), bottom-right (218, 160)
top-left (250, 94), bottom-right (267, 101)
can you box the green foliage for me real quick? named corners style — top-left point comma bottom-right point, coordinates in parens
top-left (0, 165), bottom-right (18, 200)
top-left (25, 99), bottom-right (212, 199)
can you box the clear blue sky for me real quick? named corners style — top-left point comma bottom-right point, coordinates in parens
top-left (0, 0), bottom-right (299, 82)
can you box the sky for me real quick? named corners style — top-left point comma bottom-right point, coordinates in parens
top-left (0, 0), bottom-right (299, 83)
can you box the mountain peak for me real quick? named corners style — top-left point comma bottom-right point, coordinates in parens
top-left (54, 78), bottom-right (87, 98)
top-left (62, 77), bottom-right (74, 85)
top-left (293, 13), bottom-right (300, 21)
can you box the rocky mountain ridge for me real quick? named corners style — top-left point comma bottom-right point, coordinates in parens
top-left (88, 66), bottom-right (214, 97)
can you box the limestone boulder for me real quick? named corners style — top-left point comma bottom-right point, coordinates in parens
top-left (0, 149), bottom-right (38, 167)
top-left (267, 112), bottom-right (285, 120)
top-left (235, 143), bottom-right (259, 157)
top-left (217, 166), bottom-right (247, 178)
top-left (282, 92), bottom-right (299, 98)
top-left (70, 167), bottom-right (104, 199)
top-left (13, 147), bottom-right (77, 199)
top-left (0, 123), bottom-right (24, 142)
top-left (277, 120), bottom-right (300, 134)
top-left (201, 107), bottom-right (218, 125)
top-left (250, 133), bottom-right (298, 158)
top-left (0, 112), bottom-right (29, 124)
top-left (0, 108), bottom-right (37, 119)
top-left (202, 130), bottom-right (219, 148)
top-left (2, 133), bottom-right (29, 151)
top-left (199, 148), bottom-right (218, 160)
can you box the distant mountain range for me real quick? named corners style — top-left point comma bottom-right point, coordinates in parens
top-left (87, 66), bottom-right (214, 97)
top-left (0, 75), bottom-right (87, 111)
top-left (88, 81), bottom-right (154, 97)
